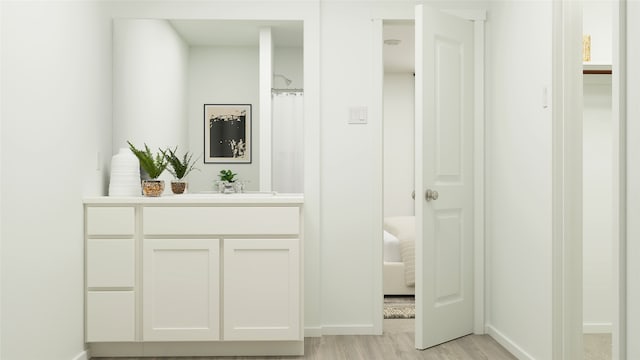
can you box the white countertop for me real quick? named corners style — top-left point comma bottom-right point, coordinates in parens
top-left (84, 192), bottom-right (304, 205)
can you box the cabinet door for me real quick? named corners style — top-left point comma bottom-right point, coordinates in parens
top-left (143, 239), bottom-right (220, 341)
top-left (223, 239), bottom-right (300, 341)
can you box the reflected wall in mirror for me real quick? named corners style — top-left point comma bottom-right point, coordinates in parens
top-left (113, 19), bottom-right (303, 194)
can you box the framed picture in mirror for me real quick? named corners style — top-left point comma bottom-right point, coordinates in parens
top-left (204, 104), bottom-right (252, 164)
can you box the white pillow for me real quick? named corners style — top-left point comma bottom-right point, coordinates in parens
top-left (383, 216), bottom-right (415, 240)
top-left (383, 230), bottom-right (402, 262)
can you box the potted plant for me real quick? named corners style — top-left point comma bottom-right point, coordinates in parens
top-left (128, 141), bottom-right (168, 197)
top-left (162, 147), bottom-right (200, 194)
top-left (217, 169), bottom-right (237, 193)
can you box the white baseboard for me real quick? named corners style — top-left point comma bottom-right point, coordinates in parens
top-left (486, 324), bottom-right (536, 360)
top-left (90, 341), bottom-right (303, 357)
top-left (305, 326), bottom-right (323, 337)
top-left (320, 324), bottom-right (376, 335)
top-left (583, 322), bottom-right (612, 334)
top-left (71, 350), bottom-right (89, 360)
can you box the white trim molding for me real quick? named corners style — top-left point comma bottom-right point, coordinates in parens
top-left (304, 326), bottom-right (323, 338)
top-left (612, 0), bottom-right (627, 358)
top-left (442, 9), bottom-right (487, 21)
top-left (320, 324), bottom-right (377, 336)
top-left (472, 14), bottom-right (486, 336)
top-left (583, 322), bottom-right (613, 334)
top-left (371, 18), bottom-right (385, 337)
top-left (71, 350), bottom-right (89, 360)
top-left (551, 0), bottom-right (584, 359)
top-left (486, 325), bottom-right (536, 360)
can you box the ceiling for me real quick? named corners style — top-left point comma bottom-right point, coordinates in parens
top-left (383, 22), bottom-right (414, 74)
top-left (169, 20), bottom-right (411, 71)
top-left (169, 20), bottom-right (303, 47)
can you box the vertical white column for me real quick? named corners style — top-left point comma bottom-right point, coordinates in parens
top-left (0, 2), bottom-right (4, 355)
top-left (371, 19), bottom-right (383, 336)
top-left (612, 1), bottom-right (627, 358)
top-left (259, 27), bottom-right (273, 192)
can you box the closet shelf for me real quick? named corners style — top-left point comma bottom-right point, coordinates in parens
top-left (583, 64), bottom-right (612, 75)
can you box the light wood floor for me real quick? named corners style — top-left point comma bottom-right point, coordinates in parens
top-left (94, 319), bottom-right (517, 360)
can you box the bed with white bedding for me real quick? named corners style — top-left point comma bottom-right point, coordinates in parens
top-left (383, 216), bottom-right (415, 295)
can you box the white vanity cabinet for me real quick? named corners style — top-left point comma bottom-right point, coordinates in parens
top-left (84, 195), bottom-right (304, 357)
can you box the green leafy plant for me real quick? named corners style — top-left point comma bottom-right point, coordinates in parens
top-left (127, 141), bottom-right (168, 179)
top-left (162, 147), bottom-right (200, 180)
top-left (218, 169), bottom-right (237, 183)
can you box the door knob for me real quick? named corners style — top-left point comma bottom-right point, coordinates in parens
top-left (412, 190), bottom-right (415, 200)
top-left (425, 189), bottom-right (439, 201)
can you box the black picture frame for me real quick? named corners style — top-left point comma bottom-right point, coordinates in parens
top-left (203, 104), bottom-right (252, 164)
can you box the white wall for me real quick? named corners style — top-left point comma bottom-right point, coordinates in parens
top-left (187, 46), bottom-right (260, 192)
top-left (113, 19), bottom-right (188, 189)
top-left (319, 1), bottom-right (420, 332)
top-left (485, 1), bottom-right (553, 359)
top-left (274, 47), bottom-right (303, 89)
top-left (1, 1), bottom-right (112, 359)
top-left (583, 0), bottom-right (613, 65)
top-left (320, 2), bottom-right (378, 329)
top-left (383, 73), bottom-right (414, 217)
top-left (583, 76), bottom-right (613, 333)
top-left (626, 1), bottom-right (640, 357)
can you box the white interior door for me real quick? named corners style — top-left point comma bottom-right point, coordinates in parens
top-left (415, 5), bottom-right (475, 349)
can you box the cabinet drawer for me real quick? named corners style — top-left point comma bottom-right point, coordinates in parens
top-left (86, 291), bottom-right (135, 342)
top-left (87, 239), bottom-right (134, 288)
top-left (86, 207), bottom-right (135, 236)
top-left (144, 207), bottom-right (300, 235)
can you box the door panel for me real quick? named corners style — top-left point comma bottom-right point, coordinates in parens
top-left (434, 210), bottom-right (463, 304)
top-left (415, 4), bottom-right (474, 349)
top-left (435, 37), bottom-right (463, 179)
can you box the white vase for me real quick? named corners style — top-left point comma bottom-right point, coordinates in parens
top-left (109, 148), bottom-right (142, 196)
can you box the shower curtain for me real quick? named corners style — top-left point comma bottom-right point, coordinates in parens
top-left (272, 91), bottom-right (304, 193)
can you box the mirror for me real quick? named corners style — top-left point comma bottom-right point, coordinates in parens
top-left (113, 19), bottom-right (304, 193)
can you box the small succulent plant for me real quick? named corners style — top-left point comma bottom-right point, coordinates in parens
top-left (218, 169), bottom-right (237, 183)
top-left (162, 147), bottom-right (200, 180)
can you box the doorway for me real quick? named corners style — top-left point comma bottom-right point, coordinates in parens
top-left (582, 2), bottom-right (614, 359)
top-left (582, 69), bottom-right (613, 359)
top-left (554, 0), bottom-right (625, 358)
top-left (380, 19), bottom-right (416, 334)
top-left (373, 8), bottom-right (487, 349)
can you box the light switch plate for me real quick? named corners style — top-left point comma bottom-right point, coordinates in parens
top-left (349, 106), bottom-right (367, 124)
